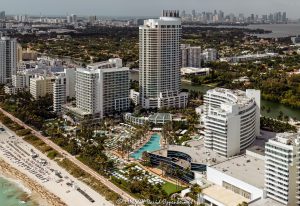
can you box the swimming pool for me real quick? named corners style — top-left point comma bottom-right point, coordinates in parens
top-left (130, 133), bottom-right (161, 159)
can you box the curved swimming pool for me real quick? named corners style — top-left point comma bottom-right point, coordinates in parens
top-left (130, 133), bottom-right (161, 159)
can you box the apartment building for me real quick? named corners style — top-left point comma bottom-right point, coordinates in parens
top-left (265, 133), bottom-right (298, 205)
top-left (139, 10), bottom-right (188, 109)
top-left (181, 44), bottom-right (202, 68)
top-left (0, 37), bottom-right (17, 84)
top-left (30, 75), bottom-right (55, 99)
top-left (67, 58), bottom-right (129, 120)
top-left (53, 68), bottom-right (76, 114)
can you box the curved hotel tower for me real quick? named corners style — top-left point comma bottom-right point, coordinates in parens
top-left (139, 10), bottom-right (188, 109)
top-left (203, 88), bottom-right (261, 157)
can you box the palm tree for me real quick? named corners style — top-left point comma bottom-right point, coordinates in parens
top-left (190, 184), bottom-right (202, 203)
top-left (162, 121), bottom-right (174, 149)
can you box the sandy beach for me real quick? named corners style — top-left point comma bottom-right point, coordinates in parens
top-left (0, 159), bottom-right (64, 206)
top-left (0, 123), bottom-right (114, 206)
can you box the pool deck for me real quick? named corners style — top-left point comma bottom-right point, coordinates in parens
top-left (131, 132), bottom-right (162, 154)
top-left (131, 132), bottom-right (154, 154)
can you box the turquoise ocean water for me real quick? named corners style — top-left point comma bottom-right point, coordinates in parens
top-left (0, 176), bottom-right (36, 206)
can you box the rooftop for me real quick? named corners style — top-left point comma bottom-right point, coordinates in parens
top-left (211, 154), bottom-right (265, 188)
top-left (64, 105), bottom-right (91, 116)
top-left (202, 185), bottom-right (248, 206)
top-left (148, 113), bottom-right (172, 122)
top-left (249, 198), bottom-right (285, 206)
top-left (273, 132), bottom-right (299, 145)
top-left (87, 58), bottom-right (123, 70)
top-left (151, 138), bottom-right (227, 166)
top-left (205, 88), bottom-right (257, 110)
top-left (246, 145), bottom-right (265, 157)
top-left (181, 67), bottom-right (211, 75)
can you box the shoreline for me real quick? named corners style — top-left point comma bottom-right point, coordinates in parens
top-left (0, 121), bottom-right (115, 206)
top-left (0, 159), bottom-right (66, 206)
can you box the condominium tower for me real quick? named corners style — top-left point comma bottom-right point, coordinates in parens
top-left (203, 88), bottom-right (261, 157)
top-left (139, 10), bottom-right (188, 109)
top-left (265, 133), bottom-right (298, 205)
top-left (0, 37), bottom-right (17, 84)
top-left (68, 58), bottom-right (129, 120)
top-left (53, 68), bottom-right (76, 114)
top-left (181, 44), bottom-right (202, 68)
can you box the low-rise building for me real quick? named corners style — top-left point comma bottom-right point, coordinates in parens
top-left (207, 154), bottom-right (265, 203)
top-left (124, 113), bottom-right (173, 125)
top-left (181, 67), bottom-right (211, 77)
top-left (30, 75), bottom-right (55, 99)
top-left (148, 140), bottom-right (227, 183)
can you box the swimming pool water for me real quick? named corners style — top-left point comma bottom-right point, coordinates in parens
top-left (131, 133), bottom-right (161, 159)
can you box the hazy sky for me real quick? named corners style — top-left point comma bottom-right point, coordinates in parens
top-left (2, 0), bottom-right (300, 18)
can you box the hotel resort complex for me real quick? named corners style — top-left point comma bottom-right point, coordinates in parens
top-left (138, 10), bottom-right (188, 109)
top-left (0, 9), bottom-right (300, 206)
top-left (202, 88), bottom-right (261, 157)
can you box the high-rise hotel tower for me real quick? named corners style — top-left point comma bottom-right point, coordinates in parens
top-left (0, 37), bottom-right (17, 84)
top-left (139, 10), bottom-right (188, 109)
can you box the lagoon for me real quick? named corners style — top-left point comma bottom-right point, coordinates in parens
top-left (182, 82), bottom-right (300, 120)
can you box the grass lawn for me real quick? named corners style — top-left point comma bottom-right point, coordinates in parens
top-left (162, 182), bottom-right (186, 195)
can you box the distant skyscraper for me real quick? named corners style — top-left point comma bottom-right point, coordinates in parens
top-left (71, 14), bottom-right (77, 23)
top-left (0, 37), bottom-right (17, 84)
top-left (181, 10), bottom-right (186, 18)
top-left (67, 14), bottom-right (77, 24)
top-left (192, 10), bottom-right (196, 19)
top-left (218, 10), bottom-right (224, 22)
top-left (89, 16), bottom-right (97, 24)
top-left (139, 10), bottom-right (188, 109)
top-left (282, 12), bottom-right (287, 22)
top-left (0, 11), bottom-right (5, 20)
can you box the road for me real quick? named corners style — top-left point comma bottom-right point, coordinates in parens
top-left (0, 107), bottom-right (136, 205)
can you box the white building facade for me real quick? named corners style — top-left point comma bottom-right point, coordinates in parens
top-left (139, 10), bottom-right (188, 109)
top-left (203, 88), bottom-right (261, 157)
top-left (265, 133), bottom-right (298, 205)
top-left (53, 68), bottom-right (76, 114)
top-left (72, 58), bottom-right (130, 119)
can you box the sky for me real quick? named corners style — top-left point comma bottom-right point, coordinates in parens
top-left (2, 0), bottom-right (300, 18)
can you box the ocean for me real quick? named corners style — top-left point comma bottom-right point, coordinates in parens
top-left (0, 176), bottom-right (36, 206)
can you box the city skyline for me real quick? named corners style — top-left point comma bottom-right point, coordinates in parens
top-left (1, 0), bottom-right (300, 19)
